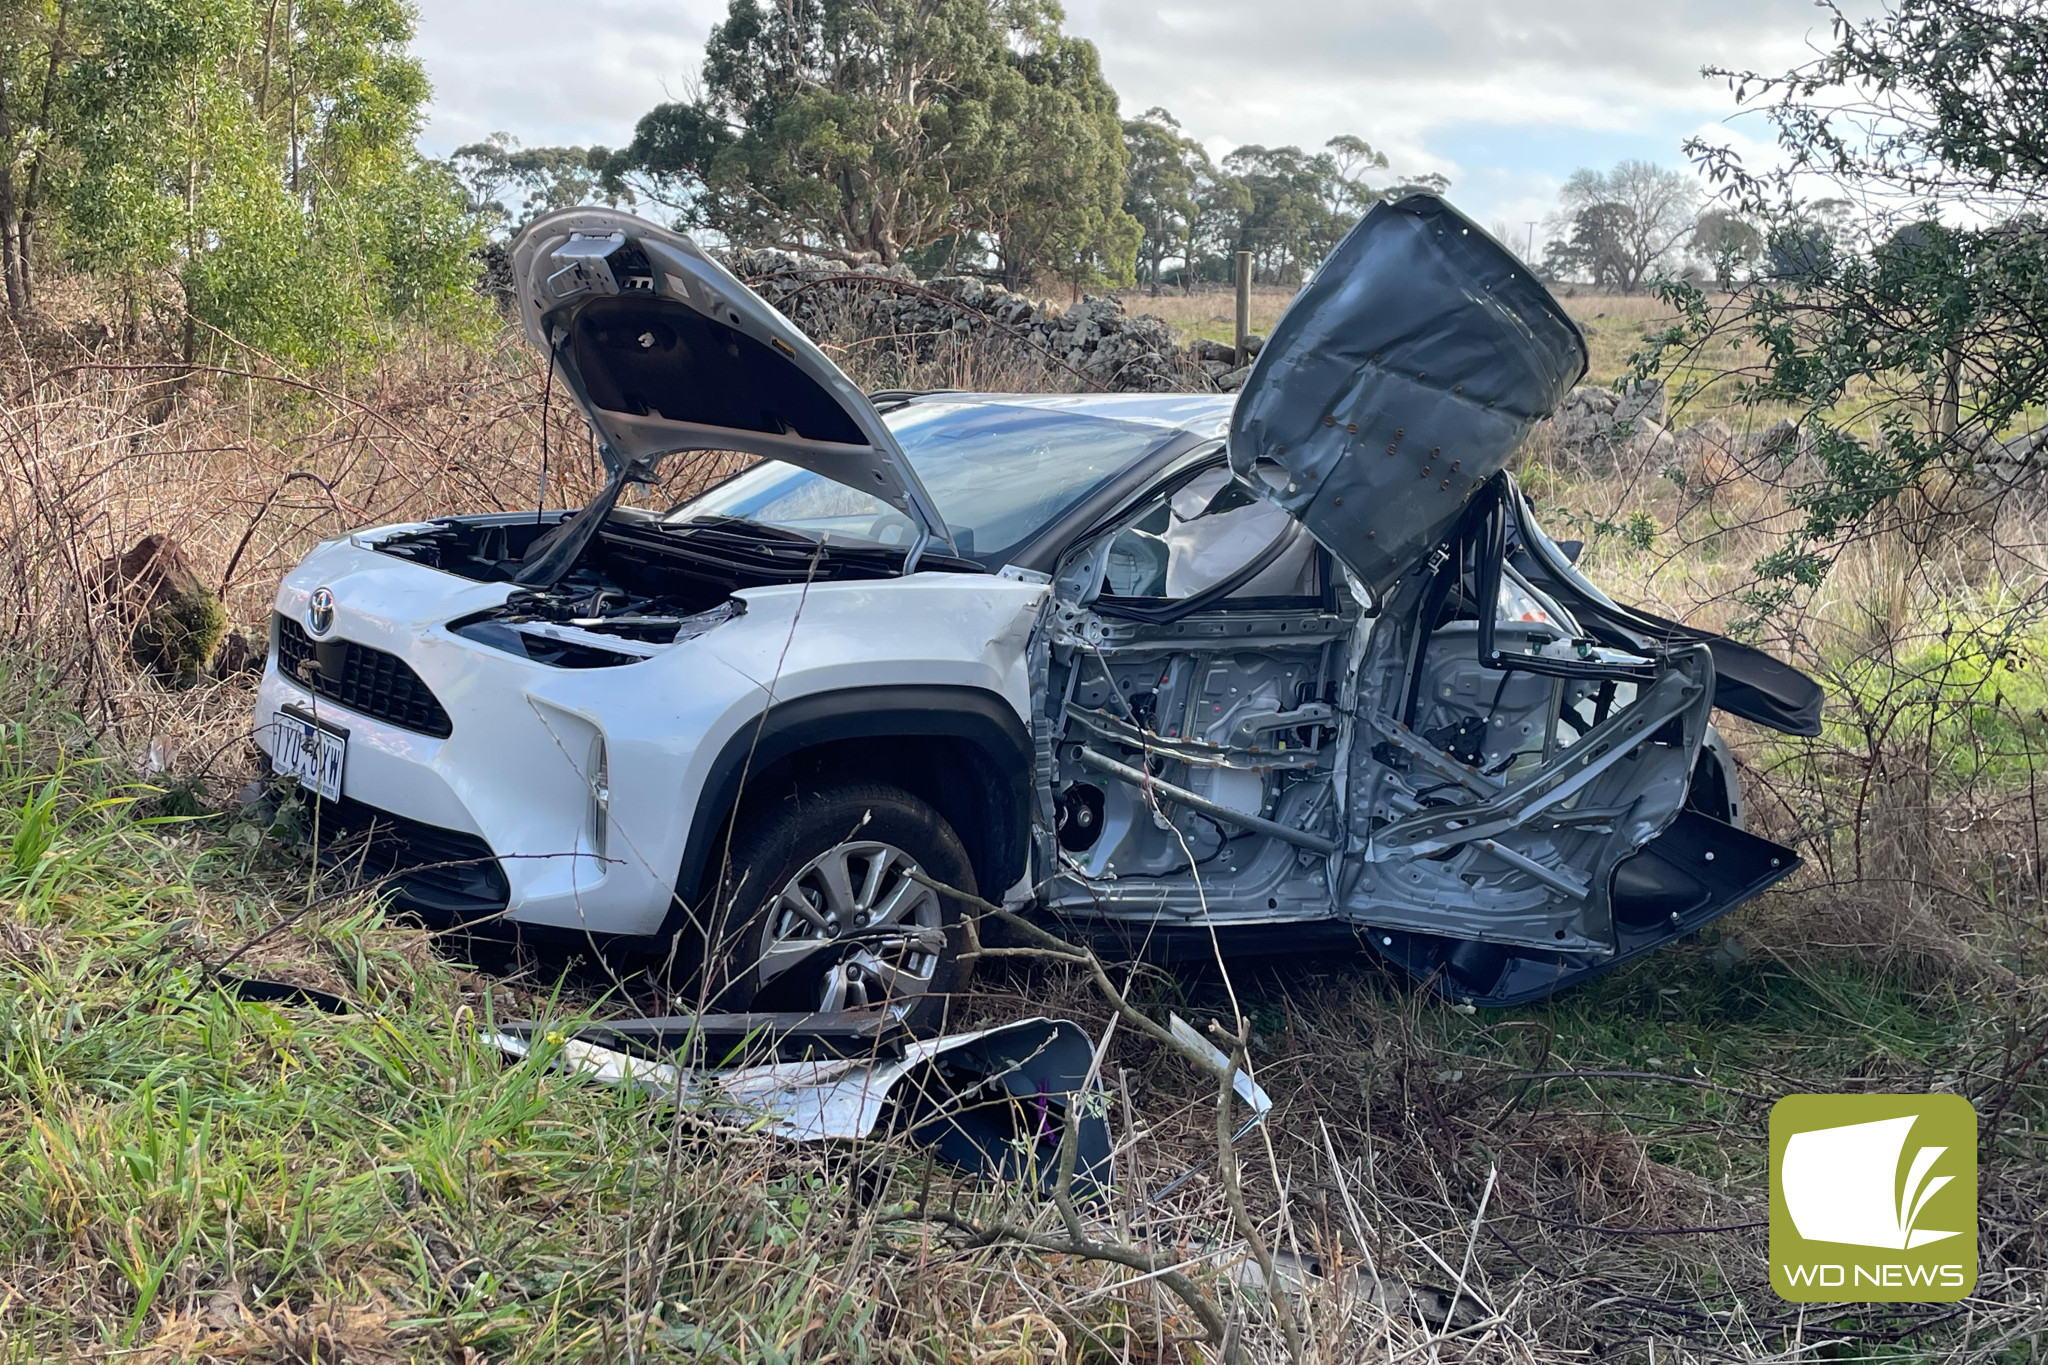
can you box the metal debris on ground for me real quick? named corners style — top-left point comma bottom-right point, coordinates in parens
top-left (489, 1012), bottom-right (1112, 1189)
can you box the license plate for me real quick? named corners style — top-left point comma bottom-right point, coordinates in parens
top-left (275, 707), bottom-right (347, 802)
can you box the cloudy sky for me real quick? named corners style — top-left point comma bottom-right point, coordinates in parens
top-left (412, 0), bottom-right (1871, 240)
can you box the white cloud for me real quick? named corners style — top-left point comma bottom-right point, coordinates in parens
top-left (412, 0), bottom-right (1879, 225)
top-left (415, 0), bottom-right (720, 152)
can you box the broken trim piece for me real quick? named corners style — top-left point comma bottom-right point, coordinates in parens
top-left (490, 1015), bottom-right (1112, 1190)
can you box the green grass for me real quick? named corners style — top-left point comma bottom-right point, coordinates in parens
top-left (1817, 605), bottom-right (2048, 785)
top-left (1473, 946), bottom-right (1971, 1181)
top-left (3, 636), bottom-right (2042, 1360)
top-left (0, 666), bottom-right (938, 1362)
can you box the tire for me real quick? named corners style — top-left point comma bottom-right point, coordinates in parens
top-left (694, 782), bottom-right (977, 1033)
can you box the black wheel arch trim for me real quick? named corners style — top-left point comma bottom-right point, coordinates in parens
top-left (666, 684), bottom-right (1034, 935)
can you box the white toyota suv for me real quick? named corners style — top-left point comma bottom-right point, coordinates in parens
top-left (254, 196), bottom-right (1820, 1024)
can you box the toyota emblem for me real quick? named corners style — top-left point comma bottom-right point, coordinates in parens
top-left (306, 587), bottom-right (336, 636)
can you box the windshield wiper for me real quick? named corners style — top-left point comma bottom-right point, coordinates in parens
top-left (660, 514), bottom-right (821, 546)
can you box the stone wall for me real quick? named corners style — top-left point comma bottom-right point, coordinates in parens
top-left (1536, 379), bottom-right (1809, 486)
top-left (722, 248), bottom-right (1242, 393)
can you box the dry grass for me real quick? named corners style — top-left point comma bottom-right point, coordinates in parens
top-left (1114, 285), bottom-right (1301, 348)
top-left (1, 278), bottom-right (2045, 1362)
top-left (1119, 284), bottom-right (1668, 377)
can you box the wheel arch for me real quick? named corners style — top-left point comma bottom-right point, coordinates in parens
top-left (667, 684), bottom-right (1033, 936)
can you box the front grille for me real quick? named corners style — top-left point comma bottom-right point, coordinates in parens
top-left (311, 797), bottom-right (510, 921)
top-left (274, 613), bottom-right (453, 738)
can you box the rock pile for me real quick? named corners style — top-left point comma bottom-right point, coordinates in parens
top-left (1538, 380), bottom-right (1815, 491)
top-left (1544, 380), bottom-right (1675, 466)
top-left (1185, 336), bottom-right (1260, 391)
top-left (723, 247), bottom-right (1215, 392)
top-left (1973, 425), bottom-right (2048, 475)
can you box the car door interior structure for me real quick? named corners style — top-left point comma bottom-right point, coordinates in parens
top-left (1034, 197), bottom-right (1813, 1005)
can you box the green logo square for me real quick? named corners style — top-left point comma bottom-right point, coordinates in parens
top-left (1769, 1093), bottom-right (1977, 1302)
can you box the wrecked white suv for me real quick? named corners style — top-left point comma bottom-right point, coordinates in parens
top-left (254, 197), bottom-right (1820, 1022)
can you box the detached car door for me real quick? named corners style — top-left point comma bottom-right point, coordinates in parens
top-left (1230, 195), bottom-right (1811, 1004)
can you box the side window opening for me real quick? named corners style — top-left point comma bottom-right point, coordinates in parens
top-left (1098, 465), bottom-right (1319, 605)
top-left (1403, 491), bottom-right (1667, 786)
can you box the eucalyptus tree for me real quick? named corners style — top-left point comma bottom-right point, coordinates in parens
top-left (450, 134), bottom-right (625, 236)
top-left (1692, 208), bottom-right (1764, 287)
top-left (1219, 144), bottom-right (1335, 282)
top-left (1215, 137), bottom-right (1444, 283)
top-left (977, 31), bottom-right (1136, 293)
top-left (0, 0), bottom-right (73, 315)
top-left (1554, 160), bottom-right (1700, 290)
top-left (608, 0), bottom-right (1136, 288)
top-left (6, 0), bottom-right (479, 363)
top-left (1123, 107), bottom-right (1206, 292)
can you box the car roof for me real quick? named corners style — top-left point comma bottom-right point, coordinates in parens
top-left (891, 390), bottom-right (1236, 441)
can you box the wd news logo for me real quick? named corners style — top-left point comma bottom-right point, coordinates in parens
top-left (1769, 1094), bottom-right (1977, 1302)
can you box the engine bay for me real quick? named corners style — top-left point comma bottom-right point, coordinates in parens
top-left (372, 509), bottom-right (981, 666)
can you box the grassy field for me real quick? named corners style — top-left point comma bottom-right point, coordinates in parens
top-left (2, 281), bottom-right (2045, 1362)
top-left (1115, 286), bottom-right (1298, 350)
top-left (1126, 284), bottom-right (1708, 392)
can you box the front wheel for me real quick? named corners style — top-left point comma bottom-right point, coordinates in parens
top-left (697, 782), bottom-right (976, 1032)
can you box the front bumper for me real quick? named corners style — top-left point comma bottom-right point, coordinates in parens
top-left (256, 534), bottom-right (764, 937)
top-left (299, 795), bottom-right (511, 923)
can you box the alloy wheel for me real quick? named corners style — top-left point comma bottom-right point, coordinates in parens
top-left (753, 839), bottom-right (946, 1013)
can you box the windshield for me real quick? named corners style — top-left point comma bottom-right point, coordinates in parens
top-left (666, 400), bottom-right (1174, 564)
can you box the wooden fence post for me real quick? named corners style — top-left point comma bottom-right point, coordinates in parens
top-left (1235, 251), bottom-right (1253, 367)
top-left (1937, 346), bottom-right (1961, 444)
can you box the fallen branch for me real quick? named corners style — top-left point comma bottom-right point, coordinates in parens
top-left (1215, 1018), bottom-right (1307, 1363)
top-left (884, 1203), bottom-right (1229, 1348)
top-left (913, 869), bottom-right (1234, 1085)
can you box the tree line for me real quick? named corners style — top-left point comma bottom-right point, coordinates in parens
top-left (448, 0), bottom-right (1447, 296)
top-left (2, 0), bottom-right (2030, 385)
top-left (1633, 0), bottom-right (2048, 616)
top-left (1533, 160), bottom-right (1902, 297)
top-left (1533, 159), bottom-right (1839, 294)
top-left (5, 0), bottom-right (1454, 371)
top-left (0, 0), bottom-right (483, 366)
top-left (445, 0), bottom-right (1816, 307)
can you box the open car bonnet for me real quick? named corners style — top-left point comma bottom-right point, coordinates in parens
top-left (511, 207), bottom-right (950, 550)
top-left (1228, 195), bottom-right (1588, 599)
